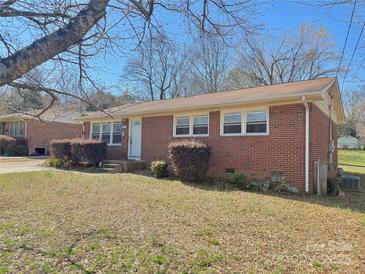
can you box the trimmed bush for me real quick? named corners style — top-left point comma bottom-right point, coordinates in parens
top-left (5, 144), bottom-right (28, 156)
top-left (169, 140), bottom-right (211, 182)
top-left (151, 160), bottom-right (168, 178)
top-left (50, 139), bottom-right (72, 160)
top-left (231, 173), bottom-right (247, 189)
top-left (70, 139), bottom-right (106, 167)
top-left (0, 135), bottom-right (16, 155)
top-left (50, 139), bottom-right (106, 167)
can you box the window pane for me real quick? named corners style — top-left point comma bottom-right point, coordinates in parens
top-left (224, 113), bottom-right (241, 123)
top-left (193, 115), bottom-right (208, 125)
top-left (193, 126), bottom-right (208, 135)
top-left (176, 117), bottom-right (190, 135)
top-left (102, 134), bottom-right (110, 143)
top-left (224, 124), bottom-right (242, 134)
top-left (91, 123), bottom-right (100, 140)
top-left (10, 121), bottom-right (25, 137)
top-left (92, 123), bottom-right (100, 133)
top-left (176, 127), bottom-right (189, 135)
top-left (102, 123), bottom-right (111, 133)
top-left (100, 123), bottom-right (111, 143)
top-left (112, 122), bottom-right (122, 144)
top-left (176, 117), bottom-right (190, 126)
top-left (10, 122), bottom-right (15, 136)
top-left (224, 113), bottom-right (241, 134)
top-left (246, 123), bottom-right (267, 133)
top-left (192, 115), bottom-right (208, 135)
top-left (112, 133), bottom-right (122, 144)
top-left (247, 111), bottom-right (266, 122)
top-left (19, 122), bottom-right (25, 137)
top-left (113, 122), bottom-right (122, 133)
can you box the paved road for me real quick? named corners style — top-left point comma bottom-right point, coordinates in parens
top-left (0, 156), bottom-right (49, 174)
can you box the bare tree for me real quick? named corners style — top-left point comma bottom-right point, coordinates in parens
top-left (343, 89), bottom-right (365, 132)
top-left (0, 0), bottom-right (258, 114)
top-left (228, 25), bottom-right (339, 87)
top-left (123, 36), bottom-right (189, 101)
top-left (188, 34), bottom-right (229, 94)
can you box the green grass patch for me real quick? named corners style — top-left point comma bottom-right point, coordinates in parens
top-left (0, 170), bottom-right (364, 273)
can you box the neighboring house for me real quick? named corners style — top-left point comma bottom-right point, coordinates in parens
top-left (356, 123), bottom-right (365, 148)
top-left (338, 135), bottom-right (359, 149)
top-left (0, 109), bottom-right (83, 155)
top-left (79, 77), bottom-right (344, 192)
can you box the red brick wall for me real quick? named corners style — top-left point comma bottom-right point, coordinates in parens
top-left (309, 104), bottom-right (338, 191)
top-left (141, 116), bottom-right (174, 163)
top-left (83, 119), bottom-right (129, 160)
top-left (141, 104), bottom-right (307, 190)
top-left (26, 120), bottom-right (83, 154)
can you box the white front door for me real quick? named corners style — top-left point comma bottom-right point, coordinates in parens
top-left (128, 118), bottom-right (142, 160)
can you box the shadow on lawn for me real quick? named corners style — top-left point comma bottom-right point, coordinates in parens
top-left (185, 178), bottom-right (365, 213)
top-left (123, 169), bottom-right (365, 213)
top-left (131, 170), bottom-right (365, 213)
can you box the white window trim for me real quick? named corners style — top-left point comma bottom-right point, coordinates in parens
top-left (220, 107), bottom-right (269, 136)
top-left (9, 120), bottom-right (27, 138)
top-left (173, 113), bottom-right (209, 137)
top-left (90, 121), bottom-right (122, 146)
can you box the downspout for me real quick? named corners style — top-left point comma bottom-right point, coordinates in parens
top-left (302, 96), bottom-right (309, 193)
top-left (328, 97), bottom-right (333, 163)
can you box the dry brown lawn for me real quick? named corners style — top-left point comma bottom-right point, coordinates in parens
top-left (0, 171), bottom-right (364, 273)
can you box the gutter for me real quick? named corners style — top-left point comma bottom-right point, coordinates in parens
top-left (302, 96), bottom-right (310, 193)
top-left (77, 92), bottom-right (323, 122)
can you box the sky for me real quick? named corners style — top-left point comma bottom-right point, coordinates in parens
top-left (91, 0), bottom-right (365, 96)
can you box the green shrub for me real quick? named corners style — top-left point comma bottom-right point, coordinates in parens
top-left (0, 135), bottom-right (16, 155)
top-left (151, 160), bottom-right (168, 178)
top-left (45, 157), bottom-right (63, 168)
top-left (168, 140), bottom-right (211, 183)
top-left (50, 139), bottom-right (72, 160)
top-left (232, 173), bottom-right (247, 189)
top-left (49, 139), bottom-right (106, 167)
top-left (5, 144), bottom-right (28, 156)
top-left (70, 139), bottom-right (106, 167)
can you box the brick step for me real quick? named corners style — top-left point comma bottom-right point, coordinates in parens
top-left (99, 160), bottom-right (146, 173)
top-left (103, 163), bottom-right (120, 168)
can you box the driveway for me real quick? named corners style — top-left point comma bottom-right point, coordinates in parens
top-left (0, 156), bottom-right (49, 174)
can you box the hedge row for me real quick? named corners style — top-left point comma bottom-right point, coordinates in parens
top-left (50, 139), bottom-right (106, 167)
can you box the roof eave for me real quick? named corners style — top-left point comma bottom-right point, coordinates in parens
top-left (77, 91), bottom-right (324, 121)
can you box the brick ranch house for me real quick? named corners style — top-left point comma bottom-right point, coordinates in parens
top-left (79, 77), bottom-right (344, 192)
top-left (0, 109), bottom-right (83, 155)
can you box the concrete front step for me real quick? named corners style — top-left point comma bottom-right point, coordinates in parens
top-left (99, 159), bottom-right (146, 173)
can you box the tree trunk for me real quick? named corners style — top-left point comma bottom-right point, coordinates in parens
top-left (0, 0), bottom-right (109, 86)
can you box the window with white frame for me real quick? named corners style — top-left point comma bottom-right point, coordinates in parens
top-left (246, 111), bottom-right (267, 134)
top-left (91, 123), bottom-right (100, 140)
top-left (91, 122), bottom-right (122, 145)
top-left (112, 122), bottom-right (122, 144)
top-left (9, 121), bottom-right (25, 137)
top-left (102, 122), bottom-right (111, 143)
top-left (175, 116), bottom-right (190, 136)
top-left (223, 112), bottom-right (242, 134)
top-left (222, 109), bottom-right (268, 135)
top-left (175, 114), bottom-right (209, 137)
top-left (193, 115), bottom-right (208, 135)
